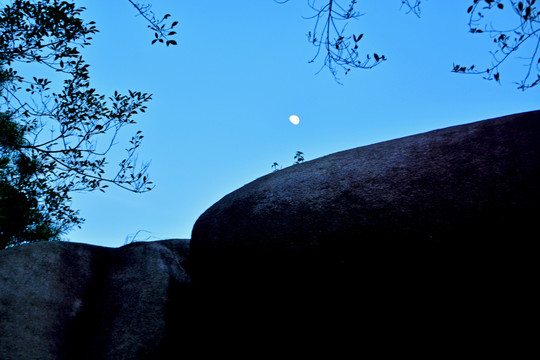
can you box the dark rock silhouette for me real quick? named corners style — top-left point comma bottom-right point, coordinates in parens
top-left (192, 110), bottom-right (539, 281)
top-left (190, 110), bottom-right (539, 334)
top-left (0, 239), bottom-right (190, 360)
top-left (1, 110), bottom-right (539, 358)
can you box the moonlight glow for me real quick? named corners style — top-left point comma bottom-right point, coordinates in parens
top-left (289, 115), bottom-right (300, 125)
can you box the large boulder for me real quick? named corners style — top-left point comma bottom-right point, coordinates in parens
top-left (190, 110), bottom-right (540, 303)
top-left (0, 239), bottom-right (191, 360)
top-left (2, 111), bottom-right (538, 357)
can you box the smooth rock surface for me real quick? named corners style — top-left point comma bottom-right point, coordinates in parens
top-left (0, 239), bottom-right (191, 360)
top-left (2, 111), bottom-right (538, 357)
top-left (191, 110), bottom-right (540, 298)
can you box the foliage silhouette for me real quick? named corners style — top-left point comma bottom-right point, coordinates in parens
top-left (453, 0), bottom-right (540, 90)
top-left (277, 0), bottom-right (540, 89)
top-left (0, 0), bottom-right (178, 248)
top-left (272, 151), bottom-right (306, 172)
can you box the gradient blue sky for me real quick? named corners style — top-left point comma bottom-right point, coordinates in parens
top-left (66, 1), bottom-right (539, 248)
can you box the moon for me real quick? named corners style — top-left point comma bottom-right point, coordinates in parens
top-left (289, 115), bottom-right (300, 125)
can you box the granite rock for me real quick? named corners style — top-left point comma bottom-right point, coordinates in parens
top-left (190, 111), bottom-right (540, 302)
top-left (0, 239), bottom-right (191, 360)
top-left (2, 110), bottom-right (539, 358)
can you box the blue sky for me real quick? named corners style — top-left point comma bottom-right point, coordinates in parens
top-left (66, 1), bottom-right (539, 248)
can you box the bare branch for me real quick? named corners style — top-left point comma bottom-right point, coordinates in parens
top-left (400, 0), bottom-right (422, 17)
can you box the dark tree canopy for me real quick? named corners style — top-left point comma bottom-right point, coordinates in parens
top-left (0, 0), bottom-right (178, 249)
top-left (0, 111), bottom-right (68, 248)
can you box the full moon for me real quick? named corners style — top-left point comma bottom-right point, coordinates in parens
top-left (289, 115), bottom-right (300, 125)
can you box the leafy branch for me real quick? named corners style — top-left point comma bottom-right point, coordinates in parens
top-left (127, 0), bottom-right (179, 46)
top-left (276, 1), bottom-right (427, 83)
top-left (1, 0), bottom-right (163, 244)
top-left (303, 0), bottom-right (386, 83)
top-left (452, 0), bottom-right (540, 90)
